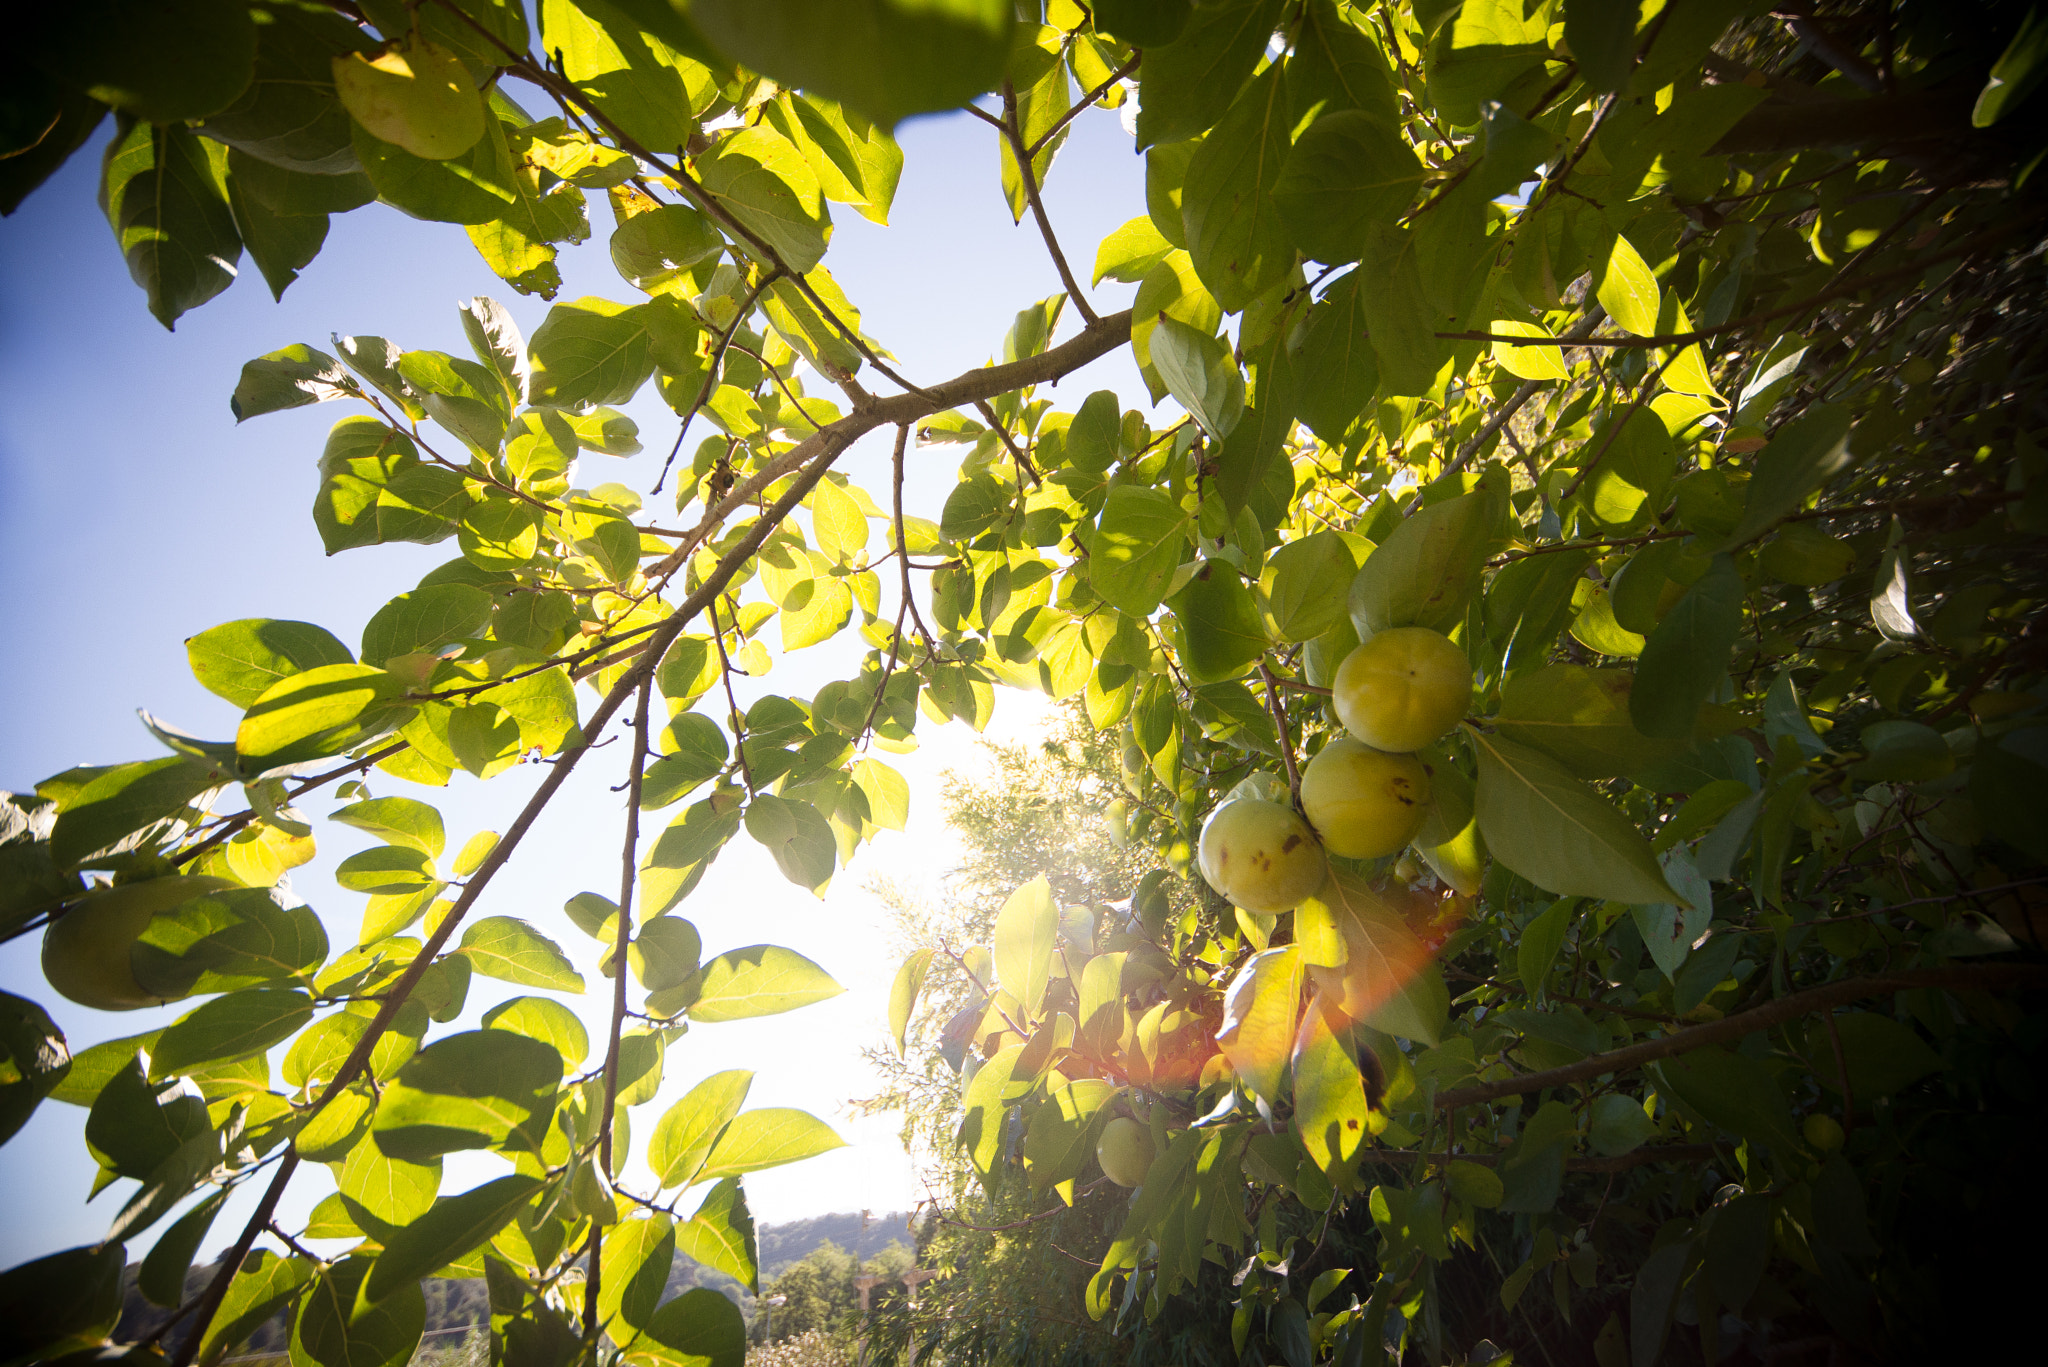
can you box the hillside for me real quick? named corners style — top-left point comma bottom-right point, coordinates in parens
top-left (116, 1210), bottom-right (915, 1353)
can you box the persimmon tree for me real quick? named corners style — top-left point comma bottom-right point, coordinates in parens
top-left (3, 2), bottom-right (2047, 1366)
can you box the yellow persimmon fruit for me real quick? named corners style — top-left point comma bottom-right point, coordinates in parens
top-left (1332, 627), bottom-right (1472, 753)
top-left (1300, 737), bottom-right (1431, 859)
top-left (1096, 1116), bottom-right (1155, 1187)
top-left (333, 40), bottom-right (484, 160)
top-left (42, 876), bottom-right (235, 1011)
top-left (1196, 797), bottom-right (1327, 914)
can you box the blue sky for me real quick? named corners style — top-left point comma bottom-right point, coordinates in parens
top-left (0, 94), bottom-right (1151, 1266)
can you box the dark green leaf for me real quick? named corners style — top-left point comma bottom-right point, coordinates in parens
top-left (637, 1285), bottom-right (747, 1367)
top-left (138, 1188), bottom-right (226, 1307)
top-left (150, 987), bottom-right (312, 1076)
top-left (1134, 0), bottom-right (1287, 149)
top-left (100, 119), bottom-right (242, 329)
top-left (41, 0), bottom-right (256, 123)
top-left (1630, 553), bottom-right (1743, 739)
top-left (0, 1241), bottom-right (126, 1362)
top-left (1349, 489), bottom-right (1494, 636)
top-left (291, 1256), bottom-right (425, 1367)
top-left (1169, 562), bottom-right (1268, 683)
top-left (50, 756), bottom-right (227, 869)
top-left (1274, 109), bottom-right (1423, 265)
top-left (0, 991), bottom-right (70, 1146)
top-left (1183, 64), bottom-right (1293, 310)
top-left (230, 344), bottom-right (350, 421)
top-left (365, 1175), bottom-right (543, 1303)
top-left (1472, 731), bottom-right (1679, 905)
top-left (1722, 405), bottom-right (1855, 547)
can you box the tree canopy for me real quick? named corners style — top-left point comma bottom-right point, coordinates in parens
top-left (4, 2), bottom-right (2047, 1366)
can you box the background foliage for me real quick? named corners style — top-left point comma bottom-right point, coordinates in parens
top-left (4, 1), bottom-right (2047, 1366)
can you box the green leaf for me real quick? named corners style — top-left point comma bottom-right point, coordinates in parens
top-left (1291, 991), bottom-right (1373, 1175)
top-left (1566, 0), bottom-right (1642, 93)
top-left (1653, 1046), bottom-right (1801, 1155)
top-left (230, 344), bottom-right (350, 421)
top-left (291, 1256), bottom-right (425, 1367)
top-left (1169, 562), bottom-right (1268, 683)
top-left (1515, 897), bottom-right (1577, 1001)
top-left (743, 793), bottom-right (838, 894)
top-left (1721, 405), bottom-right (1855, 547)
top-left (371, 1029), bottom-right (562, 1161)
top-left (352, 95), bottom-right (518, 225)
top-left (479, 996), bottom-right (589, 1071)
top-left (641, 798), bottom-right (743, 914)
top-left (649, 1070), bottom-right (753, 1189)
top-left (226, 181), bottom-right (329, 301)
top-left (1273, 109), bottom-right (1423, 265)
top-left (138, 1188), bottom-right (226, 1308)
top-left (1289, 0), bottom-right (1399, 127)
top-left (359, 585), bottom-right (494, 667)
top-left (601, 1212), bottom-right (676, 1334)
top-left (1975, 6), bottom-right (2048, 126)
top-left (636, 1285), bottom-right (747, 1367)
top-left (1259, 532), bottom-right (1359, 644)
top-left (762, 91), bottom-right (905, 225)
top-left (1150, 315), bottom-right (1244, 442)
top-left (1630, 553), bottom-right (1744, 739)
top-left (197, 1250), bottom-right (317, 1363)
top-left (674, 1178), bottom-right (759, 1294)
top-left (1095, 215), bottom-right (1175, 285)
top-left (697, 125), bottom-right (830, 272)
top-left (1973, 729), bottom-right (2048, 862)
top-left (697, 1107), bottom-right (844, 1181)
top-left (888, 948), bottom-right (933, 1058)
top-left (1357, 224), bottom-right (1441, 398)
top-left (1594, 233), bottom-right (1661, 337)
top-left (1488, 321), bottom-right (1571, 382)
top-left (1471, 730), bottom-right (1679, 905)
top-left (150, 987), bottom-right (311, 1077)
top-left (529, 295), bottom-right (656, 408)
top-left (336, 845), bottom-right (439, 896)
top-left (1183, 64), bottom-right (1293, 311)
top-left (1134, 0), bottom-right (1287, 149)
top-left (850, 757), bottom-right (909, 831)
top-left (100, 119), bottom-right (242, 329)
top-left (994, 875), bottom-right (1058, 1017)
top-left (688, 0), bottom-right (1013, 130)
top-left (1311, 872), bottom-right (1450, 1045)
top-left (543, 0), bottom-right (717, 157)
top-left (187, 618), bottom-right (355, 710)
top-left (648, 944), bottom-right (843, 1021)
top-left (1633, 848), bottom-right (1712, 977)
top-left (332, 797), bottom-right (445, 858)
top-left (1496, 665), bottom-right (1686, 780)
top-left (1218, 946), bottom-right (1303, 1103)
top-left (50, 756), bottom-right (227, 869)
top-left (364, 1175), bottom-right (542, 1303)
top-left (1294, 274), bottom-right (1379, 444)
top-left (1588, 1093), bottom-right (1656, 1156)
top-left (1349, 489), bottom-right (1494, 636)
top-left (458, 917), bottom-right (584, 992)
top-left (0, 1241), bottom-right (126, 1363)
top-left (1090, 485), bottom-right (1193, 617)
top-left (1805, 1012), bottom-right (1941, 1099)
top-left (236, 663), bottom-right (408, 774)
top-left (0, 992), bottom-right (71, 1147)
top-left (314, 419), bottom-right (464, 554)
top-left (40, 1), bottom-right (256, 124)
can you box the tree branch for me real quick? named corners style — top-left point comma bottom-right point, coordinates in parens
top-left (1432, 964), bottom-right (2048, 1111)
top-left (999, 81), bottom-right (1099, 326)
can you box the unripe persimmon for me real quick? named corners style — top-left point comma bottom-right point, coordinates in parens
top-left (1332, 627), bottom-right (1471, 753)
top-left (1300, 737), bottom-right (1431, 859)
top-left (1097, 1116), bottom-right (1154, 1187)
top-left (1197, 797), bottom-right (1326, 913)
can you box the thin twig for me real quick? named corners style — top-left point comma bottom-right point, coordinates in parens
top-left (974, 397), bottom-right (1044, 488)
top-left (1026, 54), bottom-right (1140, 158)
top-left (999, 81), bottom-right (1099, 325)
top-left (859, 426), bottom-right (918, 745)
top-left (1258, 662), bottom-right (1302, 806)
top-left (587, 674), bottom-right (651, 1335)
top-left (653, 267), bottom-right (781, 495)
